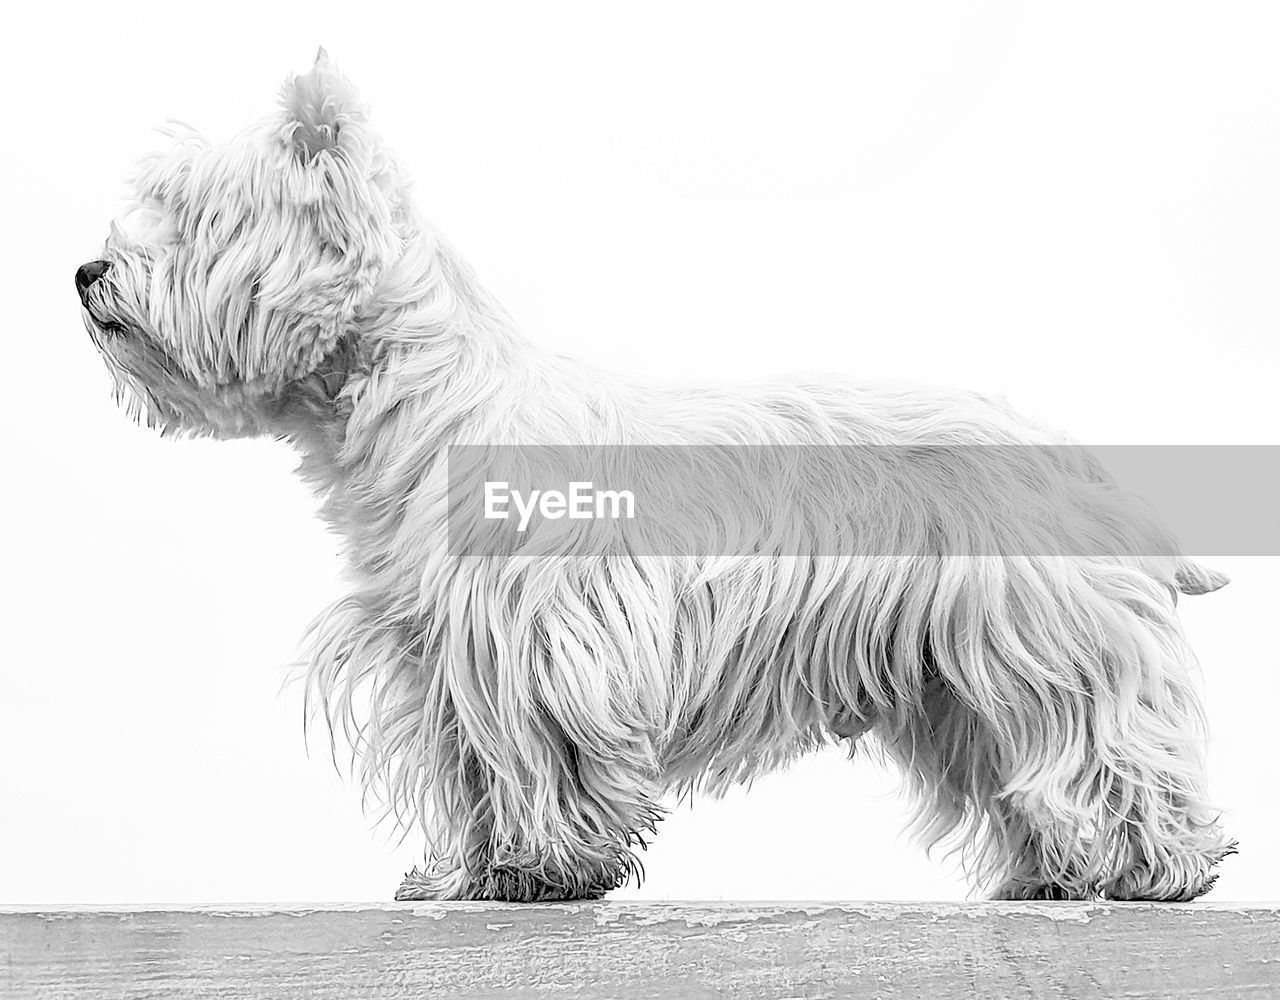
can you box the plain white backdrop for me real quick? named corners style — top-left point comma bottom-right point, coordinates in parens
top-left (2, 1), bottom-right (1277, 903)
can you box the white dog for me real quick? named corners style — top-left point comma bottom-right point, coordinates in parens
top-left (78, 52), bottom-right (1234, 902)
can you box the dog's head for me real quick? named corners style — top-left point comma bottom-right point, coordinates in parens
top-left (78, 50), bottom-right (404, 436)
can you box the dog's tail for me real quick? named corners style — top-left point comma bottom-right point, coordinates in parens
top-left (1173, 558), bottom-right (1229, 595)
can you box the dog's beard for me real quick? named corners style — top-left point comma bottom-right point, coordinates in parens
top-left (82, 296), bottom-right (241, 436)
top-left (85, 320), bottom-right (184, 432)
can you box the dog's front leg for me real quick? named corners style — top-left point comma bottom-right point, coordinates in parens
top-left (394, 739), bottom-right (663, 902)
top-left (392, 561), bottom-right (668, 902)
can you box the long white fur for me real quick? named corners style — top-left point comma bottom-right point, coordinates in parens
top-left (81, 51), bottom-right (1235, 902)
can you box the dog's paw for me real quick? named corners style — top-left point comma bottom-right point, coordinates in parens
top-left (393, 862), bottom-right (613, 902)
top-left (394, 864), bottom-right (468, 901)
top-left (990, 879), bottom-right (1095, 901)
top-left (1103, 841), bottom-right (1239, 901)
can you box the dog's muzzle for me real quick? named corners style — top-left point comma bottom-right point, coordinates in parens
top-left (75, 260), bottom-right (111, 303)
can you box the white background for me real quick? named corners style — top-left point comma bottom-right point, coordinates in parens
top-left (2, 1), bottom-right (1277, 903)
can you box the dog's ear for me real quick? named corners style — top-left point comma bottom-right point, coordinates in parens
top-left (280, 48), bottom-right (368, 163)
top-left (234, 50), bottom-right (393, 388)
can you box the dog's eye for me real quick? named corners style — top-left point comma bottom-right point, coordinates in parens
top-left (100, 320), bottom-right (128, 336)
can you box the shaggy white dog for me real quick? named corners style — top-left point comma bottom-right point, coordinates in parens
top-left (78, 52), bottom-right (1234, 902)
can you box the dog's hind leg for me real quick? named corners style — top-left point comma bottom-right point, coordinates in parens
top-left (894, 557), bottom-right (1234, 901)
top-left (1047, 563), bottom-right (1236, 901)
top-left (986, 679), bottom-right (1236, 904)
top-left (1091, 675), bottom-right (1238, 901)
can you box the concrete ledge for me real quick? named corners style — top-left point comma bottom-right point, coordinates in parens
top-left (3, 901), bottom-right (1278, 998)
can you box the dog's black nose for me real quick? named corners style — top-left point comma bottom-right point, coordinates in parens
top-left (75, 260), bottom-right (111, 298)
